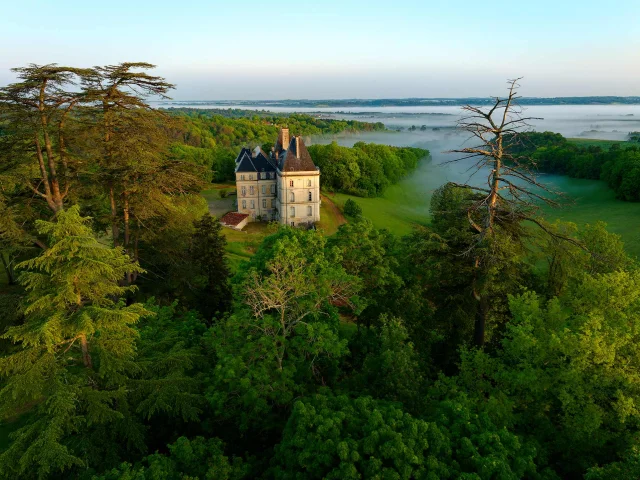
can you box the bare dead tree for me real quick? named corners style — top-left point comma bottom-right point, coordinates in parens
top-left (444, 78), bottom-right (579, 347)
top-left (446, 77), bottom-right (568, 244)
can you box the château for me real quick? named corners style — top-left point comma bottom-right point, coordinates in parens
top-left (231, 128), bottom-right (320, 227)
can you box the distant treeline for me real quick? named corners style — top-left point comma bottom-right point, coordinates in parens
top-left (512, 132), bottom-right (640, 201)
top-left (161, 96), bottom-right (640, 108)
top-left (169, 110), bottom-right (386, 182)
top-left (308, 142), bottom-right (429, 197)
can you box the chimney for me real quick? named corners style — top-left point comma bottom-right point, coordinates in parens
top-left (295, 136), bottom-right (300, 158)
top-left (278, 128), bottom-right (290, 150)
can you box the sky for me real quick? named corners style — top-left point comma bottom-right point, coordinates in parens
top-left (1, 0), bottom-right (639, 100)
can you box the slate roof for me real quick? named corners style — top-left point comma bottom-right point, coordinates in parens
top-left (278, 136), bottom-right (318, 172)
top-left (234, 148), bottom-right (277, 173)
top-left (235, 150), bottom-right (256, 172)
top-left (253, 147), bottom-right (277, 172)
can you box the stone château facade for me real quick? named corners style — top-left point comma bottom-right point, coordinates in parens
top-left (234, 128), bottom-right (320, 227)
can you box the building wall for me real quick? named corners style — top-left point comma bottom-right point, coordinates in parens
top-left (276, 170), bottom-right (321, 226)
top-left (236, 172), bottom-right (277, 221)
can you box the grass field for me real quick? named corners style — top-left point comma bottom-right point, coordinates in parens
top-left (323, 173), bottom-right (640, 257)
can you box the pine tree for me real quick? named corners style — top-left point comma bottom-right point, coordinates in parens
top-left (189, 213), bottom-right (232, 321)
top-left (0, 206), bottom-right (151, 479)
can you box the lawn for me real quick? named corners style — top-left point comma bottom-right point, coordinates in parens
top-left (324, 174), bottom-right (640, 257)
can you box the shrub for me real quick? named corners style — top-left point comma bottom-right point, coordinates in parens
top-left (343, 199), bottom-right (363, 217)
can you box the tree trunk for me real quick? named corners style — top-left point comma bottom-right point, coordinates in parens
top-left (110, 186), bottom-right (119, 247)
top-left (473, 293), bottom-right (489, 347)
top-left (80, 334), bottom-right (93, 369)
top-left (123, 191), bottom-right (133, 284)
top-left (0, 253), bottom-right (15, 285)
top-left (38, 97), bottom-right (64, 211)
top-left (472, 256), bottom-right (488, 347)
top-left (34, 136), bottom-right (58, 213)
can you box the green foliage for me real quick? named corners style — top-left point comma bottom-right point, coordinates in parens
top-left (403, 184), bottom-right (530, 363)
top-left (206, 229), bottom-right (360, 431)
top-left (342, 198), bottom-right (362, 217)
top-left (328, 218), bottom-right (402, 323)
top-left (170, 110), bottom-right (386, 182)
top-left (353, 316), bottom-right (425, 411)
top-left (129, 301), bottom-right (207, 425)
top-left (512, 131), bottom-right (640, 202)
top-left (0, 206), bottom-right (151, 478)
top-left (307, 142), bottom-right (428, 197)
top-left (586, 449), bottom-right (640, 480)
top-left (535, 220), bottom-right (634, 296)
top-left (271, 392), bottom-right (540, 480)
top-left (457, 271), bottom-right (640, 476)
top-left (188, 214), bottom-right (232, 321)
top-left (95, 436), bottom-right (249, 480)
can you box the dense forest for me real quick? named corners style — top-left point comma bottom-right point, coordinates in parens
top-left (308, 142), bottom-right (428, 197)
top-left (2, 64), bottom-right (640, 480)
top-left (512, 132), bottom-right (640, 201)
top-left (169, 109), bottom-right (386, 182)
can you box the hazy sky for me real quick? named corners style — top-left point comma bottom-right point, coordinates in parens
top-left (1, 0), bottom-right (639, 100)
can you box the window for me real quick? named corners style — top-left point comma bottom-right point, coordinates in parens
top-left (270, 173), bottom-right (275, 179)
top-left (270, 184), bottom-right (275, 194)
top-left (289, 180), bottom-right (294, 187)
top-left (241, 186), bottom-right (246, 196)
top-left (307, 179), bottom-right (311, 187)
top-left (241, 174), bottom-right (245, 180)
top-left (307, 206), bottom-right (312, 216)
top-left (250, 200), bottom-right (255, 209)
top-left (271, 199), bottom-right (275, 208)
top-left (262, 199), bottom-right (266, 208)
top-left (308, 192), bottom-right (312, 201)
top-left (261, 172), bottom-right (266, 179)
top-left (291, 222), bottom-right (295, 227)
top-left (250, 186), bottom-right (254, 195)
top-left (262, 185), bottom-right (266, 194)
top-left (290, 207), bottom-right (295, 217)
top-left (249, 174), bottom-right (253, 180)
top-left (242, 200), bottom-right (246, 209)
top-left (290, 192), bottom-right (295, 202)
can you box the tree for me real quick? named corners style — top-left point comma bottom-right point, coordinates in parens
top-left (445, 79), bottom-right (573, 346)
top-left (81, 63), bottom-right (205, 282)
top-left (342, 198), bottom-right (362, 217)
top-left (405, 184), bottom-right (529, 360)
top-left (188, 213), bottom-right (232, 321)
top-left (207, 229), bottom-right (360, 430)
top-left (456, 271), bottom-right (640, 477)
top-left (95, 436), bottom-right (250, 480)
top-left (0, 206), bottom-right (151, 478)
top-left (354, 315), bottom-right (425, 411)
top-left (0, 64), bottom-right (92, 216)
top-left (271, 392), bottom-right (539, 479)
top-left (328, 218), bottom-right (402, 325)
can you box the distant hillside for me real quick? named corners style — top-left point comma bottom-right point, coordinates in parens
top-left (157, 96), bottom-right (640, 108)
